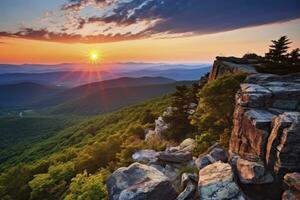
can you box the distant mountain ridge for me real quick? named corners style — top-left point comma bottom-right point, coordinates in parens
top-left (0, 63), bottom-right (211, 86)
top-left (0, 82), bottom-right (63, 108)
top-left (47, 80), bottom-right (195, 115)
top-left (0, 77), bottom-right (192, 116)
top-left (0, 67), bottom-right (210, 87)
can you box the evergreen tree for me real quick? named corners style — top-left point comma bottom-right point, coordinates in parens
top-left (265, 36), bottom-right (291, 63)
top-left (163, 85), bottom-right (196, 141)
top-left (288, 48), bottom-right (300, 64)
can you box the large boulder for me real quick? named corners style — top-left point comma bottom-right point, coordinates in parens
top-left (198, 161), bottom-right (245, 200)
top-left (237, 157), bottom-right (273, 184)
top-left (195, 144), bottom-right (228, 170)
top-left (106, 162), bottom-right (177, 200)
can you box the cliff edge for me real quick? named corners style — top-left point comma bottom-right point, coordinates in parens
top-left (106, 57), bottom-right (300, 200)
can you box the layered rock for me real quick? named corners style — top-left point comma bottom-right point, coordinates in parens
top-left (208, 56), bottom-right (258, 82)
top-left (131, 138), bottom-right (197, 194)
top-left (198, 161), bottom-right (245, 200)
top-left (266, 112), bottom-right (300, 176)
top-left (282, 173), bottom-right (300, 200)
top-left (106, 162), bottom-right (177, 200)
top-left (230, 73), bottom-right (300, 178)
top-left (236, 157), bottom-right (273, 184)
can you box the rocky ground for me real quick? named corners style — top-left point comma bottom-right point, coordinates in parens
top-left (106, 58), bottom-right (300, 200)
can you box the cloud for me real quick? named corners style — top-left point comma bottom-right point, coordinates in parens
top-left (1, 0), bottom-right (300, 43)
top-left (0, 28), bottom-right (146, 43)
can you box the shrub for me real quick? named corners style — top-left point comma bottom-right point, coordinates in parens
top-left (192, 73), bottom-right (247, 153)
top-left (65, 170), bottom-right (107, 200)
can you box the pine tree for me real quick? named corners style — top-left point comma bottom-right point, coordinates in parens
top-left (265, 36), bottom-right (291, 63)
top-left (288, 48), bottom-right (300, 64)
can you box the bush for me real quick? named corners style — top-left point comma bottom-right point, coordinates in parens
top-left (192, 73), bottom-right (247, 153)
top-left (65, 170), bottom-right (108, 200)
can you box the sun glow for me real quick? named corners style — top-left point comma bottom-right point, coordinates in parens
top-left (89, 52), bottom-right (99, 62)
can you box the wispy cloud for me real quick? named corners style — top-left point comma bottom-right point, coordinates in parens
top-left (1, 0), bottom-right (300, 43)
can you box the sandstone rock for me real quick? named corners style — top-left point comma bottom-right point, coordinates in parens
top-left (274, 120), bottom-right (300, 176)
top-left (282, 173), bottom-right (300, 200)
top-left (195, 144), bottom-right (228, 170)
top-left (158, 151), bottom-right (193, 163)
top-left (284, 173), bottom-right (300, 191)
top-left (176, 182), bottom-right (197, 200)
top-left (208, 57), bottom-right (257, 82)
top-left (230, 106), bottom-right (274, 160)
top-left (179, 138), bottom-right (196, 152)
top-left (181, 173), bottom-right (198, 188)
top-left (266, 112), bottom-right (300, 170)
top-left (198, 161), bottom-right (245, 200)
top-left (231, 73), bottom-right (300, 179)
top-left (106, 162), bottom-right (177, 200)
top-left (132, 149), bottom-right (158, 163)
top-left (237, 157), bottom-right (273, 184)
top-left (282, 190), bottom-right (300, 200)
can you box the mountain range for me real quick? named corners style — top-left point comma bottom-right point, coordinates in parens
top-left (0, 76), bottom-right (196, 115)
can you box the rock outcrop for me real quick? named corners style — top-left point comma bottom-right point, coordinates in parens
top-left (236, 156), bottom-right (273, 184)
top-left (106, 162), bottom-right (177, 200)
top-left (107, 57), bottom-right (300, 200)
top-left (282, 173), bottom-right (300, 200)
top-left (198, 161), bottom-right (245, 200)
top-left (208, 56), bottom-right (258, 82)
top-left (230, 73), bottom-right (300, 178)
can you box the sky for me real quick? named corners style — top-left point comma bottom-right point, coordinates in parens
top-left (0, 0), bottom-right (300, 64)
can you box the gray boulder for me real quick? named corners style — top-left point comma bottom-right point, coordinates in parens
top-left (106, 162), bottom-right (177, 200)
top-left (195, 144), bottom-right (228, 170)
top-left (198, 161), bottom-right (245, 200)
top-left (158, 151), bottom-right (193, 163)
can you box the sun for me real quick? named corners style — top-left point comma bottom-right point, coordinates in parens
top-left (89, 52), bottom-right (99, 62)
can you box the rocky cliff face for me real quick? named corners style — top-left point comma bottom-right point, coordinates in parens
top-left (228, 72), bottom-right (300, 199)
top-left (209, 57), bottom-right (300, 199)
top-left (106, 57), bottom-right (300, 200)
top-left (208, 57), bottom-right (258, 82)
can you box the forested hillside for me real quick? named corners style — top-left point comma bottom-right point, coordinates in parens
top-left (0, 95), bottom-right (172, 199)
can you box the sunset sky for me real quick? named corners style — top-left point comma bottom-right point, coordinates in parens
top-left (0, 0), bottom-right (300, 64)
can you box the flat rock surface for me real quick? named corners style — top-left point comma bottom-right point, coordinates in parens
top-left (198, 161), bottom-right (245, 200)
top-left (106, 162), bottom-right (177, 200)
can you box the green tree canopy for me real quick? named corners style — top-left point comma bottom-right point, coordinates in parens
top-left (191, 72), bottom-right (247, 152)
